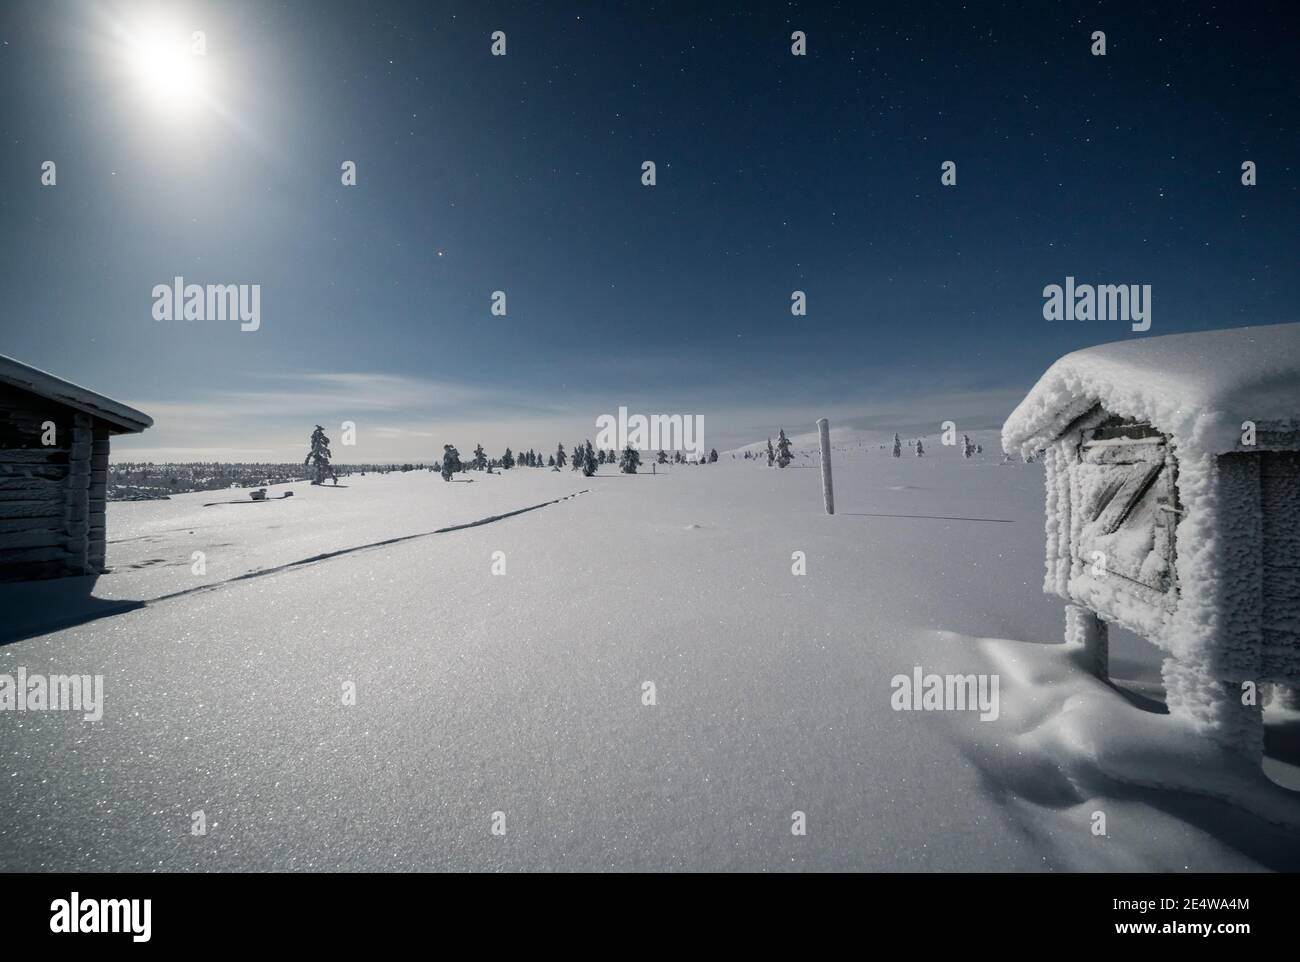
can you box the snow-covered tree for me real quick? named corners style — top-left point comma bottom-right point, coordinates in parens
top-left (581, 440), bottom-right (598, 477)
top-left (472, 444), bottom-right (487, 470)
top-left (776, 430), bottom-right (793, 468)
top-left (709, 448), bottom-right (718, 463)
top-left (656, 450), bottom-right (668, 464)
top-left (547, 454), bottom-right (555, 466)
top-left (440, 444), bottom-right (461, 481)
top-left (305, 425), bottom-right (333, 485)
top-left (555, 443), bottom-right (567, 469)
top-left (915, 438), bottom-right (925, 457)
top-left (501, 447), bottom-right (515, 469)
top-left (766, 438), bottom-right (775, 467)
top-left (619, 444), bottom-right (640, 474)
top-left (892, 433), bottom-right (902, 458)
top-left (961, 434), bottom-right (974, 459)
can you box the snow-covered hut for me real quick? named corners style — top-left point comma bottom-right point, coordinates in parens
top-left (1003, 324), bottom-right (1300, 756)
top-left (0, 354), bottom-right (152, 581)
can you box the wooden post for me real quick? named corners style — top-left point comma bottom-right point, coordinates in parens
top-left (1163, 656), bottom-right (1263, 760)
top-left (1065, 604), bottom-right (1108, 679)
top-left (88, 425), bottom-right (109, 572)
top-left (816, 418), bottom-right (834, 515)
top-left (64, 412), bottom-right (93, 575)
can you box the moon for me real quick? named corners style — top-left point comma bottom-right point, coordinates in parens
top-left (123, 22), bottom-right (205, 111)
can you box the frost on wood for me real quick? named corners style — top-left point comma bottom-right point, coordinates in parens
top-left (1002, 322), bottom-right (1300, 459)
top-left (1004, 323), bottom-right (1300, 755)
top-left (1162, 657), bottom-right (1263, 761)
top-left (1065, 604), bottom-right (1107, 678)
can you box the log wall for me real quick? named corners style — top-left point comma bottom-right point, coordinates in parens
top-left (0, 383), bottom-right (107, 581)
top-left (1260, 451), bottom-right (1300, 681)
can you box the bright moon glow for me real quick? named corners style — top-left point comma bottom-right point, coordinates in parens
top-left (124, 23), bottom-right (205, 111)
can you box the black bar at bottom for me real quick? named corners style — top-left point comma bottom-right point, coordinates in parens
top-left (0, 871), bottom-right (1284, 947)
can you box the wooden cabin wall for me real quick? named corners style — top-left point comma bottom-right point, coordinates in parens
top-left (1260, 451), bottom-right (1300, 682)
top-left (0, 383), bottom-right (97, 581)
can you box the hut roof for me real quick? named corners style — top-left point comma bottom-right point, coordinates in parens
top-left (1002, 323), bottom-right (1300, 457)
top-left (0, 354), bottom-right (152, 435)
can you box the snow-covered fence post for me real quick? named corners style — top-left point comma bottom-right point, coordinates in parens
top-left (1163, 659), bottom-right (1263, 760)
top-left (816, 418), bottom-right (834, 515)
top-left (1065, 604), bottom-right (1108, 679)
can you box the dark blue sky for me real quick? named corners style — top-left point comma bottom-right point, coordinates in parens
top-left (1, 0), bottom-right (1296, 458)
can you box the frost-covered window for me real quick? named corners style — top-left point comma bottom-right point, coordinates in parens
top-left (1074, 420), bottom-right (1178, 598)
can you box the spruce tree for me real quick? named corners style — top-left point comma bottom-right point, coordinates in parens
top-left (472, 444), bottom-right (487, 470)
top-left (892, 433), bottom-right (902, 458)
top-left (305, 425), bottom-right (333, 485)
top-left (619, 444), bottom-right (640, 474)
top-left (581, 440), bottom-right (598, 477)
top-left (776, 430), bottom-right (793, 468)
top-left (440, 444), bottom-right (461, 481)
top-left (555, 443), bottom-right (567, 469)
top-left (501, 447), bottom-right (515, 469)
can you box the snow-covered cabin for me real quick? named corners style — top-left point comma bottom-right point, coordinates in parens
top-left (0, 355), bottom-right (152, 581)
top-left (1003, 324), bottom-right (1300, 757)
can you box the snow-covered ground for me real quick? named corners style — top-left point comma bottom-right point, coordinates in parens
top-left (2, 432), bottom-right (1298, 871)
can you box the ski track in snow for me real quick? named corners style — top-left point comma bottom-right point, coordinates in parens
top-left (152, 489), bottom-right (592, 605)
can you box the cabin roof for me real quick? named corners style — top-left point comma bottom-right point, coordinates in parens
top-left (1002, 323), bottom-right (1300, 456)
top-left (0, 354), bottom-right (153, 435)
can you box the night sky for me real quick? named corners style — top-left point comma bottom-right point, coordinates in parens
top-left (1, 0), bottom-right (1296, 459)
